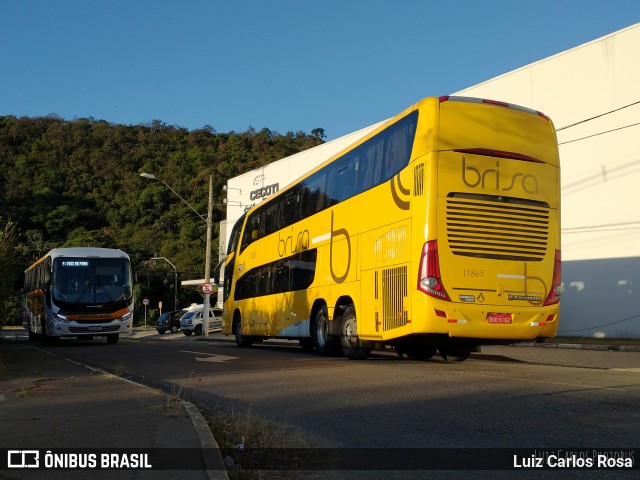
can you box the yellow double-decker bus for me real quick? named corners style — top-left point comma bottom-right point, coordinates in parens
top-left (221, 96), bottom-right (561, 361)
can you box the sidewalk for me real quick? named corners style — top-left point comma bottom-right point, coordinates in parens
top-left (0, 336), bottom-right (228, 479)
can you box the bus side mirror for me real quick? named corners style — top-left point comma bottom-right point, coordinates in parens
top-left (251, 230), bottom-right (259, 240)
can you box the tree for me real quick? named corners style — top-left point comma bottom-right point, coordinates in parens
top-left (0, 218), bottom-right (19, 326)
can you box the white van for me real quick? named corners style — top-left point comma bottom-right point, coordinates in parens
top-left (180, 305), bottom-right (223, 336)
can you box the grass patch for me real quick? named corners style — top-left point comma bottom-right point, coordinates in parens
top-left (205, 407), bottom-right (315, 479)
top-left (111, 361), bottom-right (128, 376)
top-left (165, 379), bottom-right (201, 416)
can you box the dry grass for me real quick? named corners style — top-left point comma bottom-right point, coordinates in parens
top-left (205, 407), bottom-right (314, 479)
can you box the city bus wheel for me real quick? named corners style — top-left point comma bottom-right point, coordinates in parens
top-left (340, 305), bottom-right (371, 360)
top-left (312, 305), bottom-right (338, 355)
top-left (106, 334), bottom-right (119, 344)
top-left (438, 344), bottom-right (471, 362)
top-left (234, 317), bottom-right (253, 347)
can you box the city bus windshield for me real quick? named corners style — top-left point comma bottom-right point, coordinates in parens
top-left (51, 257), bottom-right (133, 307)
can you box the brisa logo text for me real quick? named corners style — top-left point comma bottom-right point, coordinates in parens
top-left (462, 157), bottom-right (539, 194)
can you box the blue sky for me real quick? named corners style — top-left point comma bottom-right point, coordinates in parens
top-left (1, 1), bottom-right (639, 140)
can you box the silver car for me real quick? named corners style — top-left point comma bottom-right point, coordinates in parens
top-left (180, 307), bottom-right (222, 336)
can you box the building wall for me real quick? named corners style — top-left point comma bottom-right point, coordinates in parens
top-left (453, 23), bottom-right (640, 338)
top-left (221, 23), bottom-right (640, 338)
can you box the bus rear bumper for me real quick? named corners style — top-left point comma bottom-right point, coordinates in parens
top-left (411, 306), bottom-right (560, 342)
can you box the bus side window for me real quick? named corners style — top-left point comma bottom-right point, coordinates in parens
top-left (241, 212), bottom-right (261, 251)
top-left (327, 155), bottom-right (357, 203)
top-left (359, 142), bottom-right (385, 192)
top-left (300, 172), bottom-right (328, 218)
top-left (261, 200), bottom-right (279, 238)
top-left (279, 185), bottom-right (302, 229)
top-left (384, 110), bottom-right (418, 178)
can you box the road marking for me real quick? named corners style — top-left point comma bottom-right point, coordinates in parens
top-left (179, 350), bottom-right (238, 363)
top-left (609, 368), bottom-right (640, 373)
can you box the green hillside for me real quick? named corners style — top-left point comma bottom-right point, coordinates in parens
top-left (0, 115), bottom-right (325, 323)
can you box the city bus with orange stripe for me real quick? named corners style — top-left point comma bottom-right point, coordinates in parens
top-left (220, 96), bottom-right (561, 361)
top-left (23, 247), bottom-right (134, 343)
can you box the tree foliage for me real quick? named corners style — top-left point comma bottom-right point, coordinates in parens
top-left (0, 115), bottom-right (324, 315)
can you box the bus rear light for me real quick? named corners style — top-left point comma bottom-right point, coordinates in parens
top-left (454, 148), bottom-right (543, 163)
top-left (418, 240), bottom-right (451, 301)
top-left (435, 309), bottom-right (447, 318)
top-left (482, 99), bottom-right (509, 107)
top-left (543, 250), bottom-right (562, 306)
top-left (537, 111), bottom-right (550, 121)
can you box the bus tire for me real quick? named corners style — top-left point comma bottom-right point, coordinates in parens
top-left (438, 344), bottom-right (471, 362)
top-left (340, 305), bottom-right (371, 360)
top-left (234, 316), bottom-right (253, 347)
top-left (107, 334), bottom-right (119, 344)
top-left (312, 305), bottom-right (338, 356)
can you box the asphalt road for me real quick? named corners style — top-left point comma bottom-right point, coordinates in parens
top-left (7, 330), bottom-right (640, 478)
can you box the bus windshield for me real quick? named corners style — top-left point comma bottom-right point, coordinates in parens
top-left (52, 257), bottom-right (132, 307)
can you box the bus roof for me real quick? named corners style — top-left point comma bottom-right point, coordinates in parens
top-left (48, 247), bottom-right (130, 259)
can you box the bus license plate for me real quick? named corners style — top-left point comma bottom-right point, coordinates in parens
top-left (487, 313), bottom-right (512, 324)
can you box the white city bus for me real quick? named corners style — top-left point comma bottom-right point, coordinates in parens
top-left (23, 247), bottom-right (134, 343)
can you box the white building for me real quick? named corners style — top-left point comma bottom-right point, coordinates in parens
top-left (221, 23), bottom-right (640, 339)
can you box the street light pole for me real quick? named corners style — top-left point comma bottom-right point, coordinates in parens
top-left (140, 172), bottom-right (214, 337)
top-left (202, 174), bottom-right (214, 337)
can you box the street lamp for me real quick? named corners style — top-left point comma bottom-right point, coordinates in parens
top-left (140, 172), bottom-right (214, 337)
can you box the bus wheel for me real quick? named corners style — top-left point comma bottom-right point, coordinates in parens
top-left (438, 344), bottom-right (471, 362)
top-left (340, 305), bottom-right (371, 360)
top-left (107, 334), bottom-right (119, 344)
top-left (312, 305), bottom-right (338, 355)
top-left (234, 317), bottom-right (253, 347)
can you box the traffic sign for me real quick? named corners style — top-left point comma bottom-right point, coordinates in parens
top-left (142, 298), bottom-right (150, 306)
top-left (201, 283), bottom-right (214, 295)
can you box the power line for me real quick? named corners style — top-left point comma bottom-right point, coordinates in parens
top-left (556, 100), bottom-right (640, 131)
top-left (562, 220), bottom-right (640, 232)
top-left (558, 121), bottom-right (640, 145)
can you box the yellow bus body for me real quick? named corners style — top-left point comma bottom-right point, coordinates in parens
top-left (222, 96), bottom-right (561, 359)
